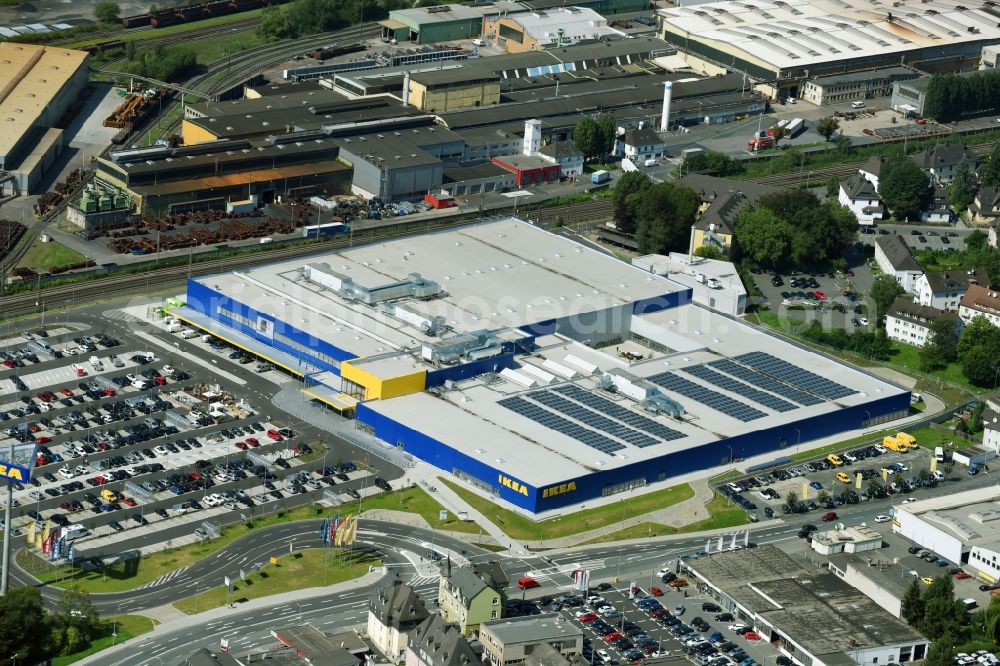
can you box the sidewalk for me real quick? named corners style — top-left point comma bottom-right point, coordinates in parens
top-left (77, 570), bottom-right (386, 666)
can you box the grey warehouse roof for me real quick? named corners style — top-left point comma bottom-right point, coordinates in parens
top-left (481, 613), bottom-right (583, 644)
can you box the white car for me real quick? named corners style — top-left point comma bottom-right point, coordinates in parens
top-left (657, 568), bottom-right (671, 578)
top-left (153, 445), bottom-right (169, 456)
top-left (859, 317), bottom-right (869, 326)
top-left (575, 610), bottom-right (590, 619)
top-left (851, 101), bottom-right (865, 109)
top-left (902, 497), bottom-right (917, 504)
top-left (162, 365), bottom-right (174, 375)
top-left (874, 444), bottom-right (888, 454)
top-left (597, 605), bottom-right (617, 616)
top-left (125, 374), bottom-right (137, 384)
top-left (874, 515), bottom-right (891, 523)
top-left (57, 467), bottom-right (76, 479)
top-left (597, 651), bottom-right (611, 662)
top-left (728, 624), bottom-right (748, 632)
top-left (587, 595), bottom-right (605, 606)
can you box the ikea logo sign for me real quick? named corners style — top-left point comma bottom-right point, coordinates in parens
top-left (498, 474), bottom-right (529, 496)
top-left (0, 463), bottom-right (28, 483)
top-left (542, 482), bottom-right (576, 499)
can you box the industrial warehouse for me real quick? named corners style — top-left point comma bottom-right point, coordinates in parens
top-left (88, 37), bottom-right (764, 214)
top-left (657, 0), bottom-right (1000, 99)
top-left (169, 218), bottom-right (910, 514)
top-left (0, 42), bottom-right (89, 193)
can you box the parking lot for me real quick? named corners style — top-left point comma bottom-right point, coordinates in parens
top-left (0, 318), bottom-right (395, 558)
top-left (509, 570), bottom-right (786, 666)
top-left (717, 437), bottom-right (958, 522)
top-left (750, 266), bottom-right (874, 332)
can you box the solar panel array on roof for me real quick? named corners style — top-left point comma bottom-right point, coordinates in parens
top-left (708, 359), bottom-right (822, 406)
top-left (646, 372), bottom-right (767, 422)
top-left (528, 390), bottom-right (658, 448)
top-left (682, 364), bottom-right (797, 413)
top-left (736, 351), bottom-right (856, 400)
top-left (498, 395), bottom-right (625, 454)
top-left (554, 384), bottom-right (686, 444)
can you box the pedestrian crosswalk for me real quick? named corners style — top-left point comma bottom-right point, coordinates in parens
top-left (137, 564), bottom-right (192, 589)
top-left (102, 308), bottom-right (143, 323)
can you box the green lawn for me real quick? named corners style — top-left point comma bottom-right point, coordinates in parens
top-left (17, 239), bottom-right (87, 272)
top-left (439, 478), bottom-right (695, 542)
top-left (64, 8), bottom-right (265, 48)
top-left (186, 30), bottom-right (266, 65)
top-left (52, 615), bottom-right (155, 665)
top-left (173, 548), bottom-right (378, 614)
top-left (908, 425), bottom-right (980, 450)
top-left (886, 342), bottom-right (977, 392)
top-left (580, 492), bottom-right (749, 545)
top-left (359, 485), bottom-right (479, 533)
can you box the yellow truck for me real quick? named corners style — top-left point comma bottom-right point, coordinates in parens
top-left (101, 488), bottom-right (120, 502)
top-left (896, 432), bottom-right (918, 449)
top-left (883, 436), bottom-right (908, 453)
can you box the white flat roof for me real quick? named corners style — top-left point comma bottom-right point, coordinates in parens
top-left (898, 485), bottom-right (1000, 550)
top-left (197, 218), bottom-right (685, 361)
top-left (658, 0), bottom-right (1000, 72)
top-left (365, 303), bottom-right (907, 486)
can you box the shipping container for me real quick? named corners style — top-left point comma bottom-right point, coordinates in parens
top-left (591, 170), bottom-right (610, 184)
top-left (302, 222), bottom-right (348, 238)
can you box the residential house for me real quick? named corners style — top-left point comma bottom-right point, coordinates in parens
top-left (615, 126), bottom-right (664, 162)
top-left (968, 187), bottom-right (1000, 227)
top-left (480, 614), bottom-right (584, 666)
top-left (838, 173), bottom-right (884, 226)
top-left (675, 174), bottom-right (778, 257)
top-left (538, 141), bottom-right (584, 178)
top-left (915, 268), bottom-right (988, 311)
top-left (960, 283), bottom-right (1000, 327)
top-left (885, 296), bottom-right (959, 347)
top-left (368, 579), bottom-right (431, 661)
top-left (406, 615), bottom-right (482, 666)
top-left (859, 155), bottom-right (888, 193)
top-left (921, 186), bottom-right (952, 223)
top-left (911, 144), bottom-right (975, 184)
top-left (438, 560), bottom-right (508, 638)
top-left (874, 235), bottom-right (923, 293)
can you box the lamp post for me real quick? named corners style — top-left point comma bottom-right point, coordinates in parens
top-left (794, 428), bottom-right (801, 456)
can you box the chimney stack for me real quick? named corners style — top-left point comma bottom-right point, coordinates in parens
top-left (523, 118), bottom-right (541, 156)
top-left (402, 71), bottom-right (411, 107)
top-left (660, 81), bottom-right (673, 132)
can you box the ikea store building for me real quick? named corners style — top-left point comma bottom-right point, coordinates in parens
top-left (174, 217), bottom-right (910, 513)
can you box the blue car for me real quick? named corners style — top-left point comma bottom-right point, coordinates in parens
top-left (809, 481), bottom-right (823, 490)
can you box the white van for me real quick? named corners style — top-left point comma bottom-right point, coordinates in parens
top-left (935, 446), bottom-right (945, 463)
top-left (61, 524), bottom-right (90, 541)
top-left (89, 356), bottom-right (103, 371)
top-left (165, 322), bottom-right (182, 333)
top-left (180, 329), bottom-right (198, 339)
top-left (131, 378), bottom-right (151, 390)
top-left (851, 100), bottom-right (866, 109)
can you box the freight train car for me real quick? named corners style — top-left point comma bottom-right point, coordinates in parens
top-left (308, 42), bottom-right (367, 61)
top-left (302, 222), bottom-right (349, 237)
top-left (82, 39), bottom-right (126, 55)
top-left (125, 0), bottom-right (289, 30)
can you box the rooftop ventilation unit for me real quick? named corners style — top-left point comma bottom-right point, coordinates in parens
top-left (641, 392), bottom-right (685, 419)
top-left (302, 262), bottom-right (441, 304)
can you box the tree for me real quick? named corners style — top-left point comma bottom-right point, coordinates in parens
top-left (880, 156), bottom-right (931, 221)
top-left (694, 245), bottom-right (723, 260)
top-left (705, 151), bottom-right (732, 176)
top-left (869, 275), bottom-right (905, 323)
top-left (834, 134), bottom-right (854, 155)
top-left (816, 490), bottom-right (830, 505)
top-left (966, 229), bottom-right (989, 252)
top-left (785, 491), bottom-right (798, 509)
top-left (734, 206), bottom-right (791, 268)
top-left (868, 478), bottom-right (882, 498)
top-left (919, 313), bottom-right (960, 371)
top-left (958, 314), bottom-right (999, 359)
top-left (923, 637), bottom-right (957, 666)
top-left (962, 340), bottom-right (1000, 388)
top-left (258, 5), bottom-right (297, 40)
top-left (901, 578), bottom-right (924, 626)
top-left (596, 114), bottom-right (617, 158)
top-left (94, 1), bottom-right (121, 22)
top-left (816, 116), bottom-right (840, 141)
top-left (921, 575), bottom-right (967, 639)
top-left (573, 117), bottom-right (600, 160)
top-left (125, 40), bottom-right (136, 60)
top-left (949, 157), bottom-right (977, 212)
top-left (612, 172), bottom-right (651, 236)
top-left (0, 588), bottom-right (50, 664)
top-left (979, 144), bottom-right (1000, 188)
top-left (634, 183), bottom-right (701, 255)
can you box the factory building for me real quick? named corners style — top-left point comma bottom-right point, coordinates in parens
top-left (0, 42), bottom-right (88, 193)
top-left (658, 0), bottom-right (1000, 100)
top-left (684, 546), bottom-right (928, 666)
top-left (381, 2), bottom-right (524, 44)
top-left (172, 217), bottom-right (910, 514)
top-left (481, 7), bottom-right (624, 53)
top-left (405, 69), bottom-right (502, 112)
top-left (94, 137), bottom-right (351, 217)
top-left (893, 486), bottom-right (1000, 584)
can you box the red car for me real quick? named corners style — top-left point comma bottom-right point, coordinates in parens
top-left (97, 442), bottom-right (111, 451)
top-left (579, 613), bottom-right (599, 622)
top-left (59, 388), bottom-right (73, 397)
top-left (649, 586), bottom-right (664, 596)
top-left (188, 471), bottom-right (203, 481)
top-left (955, 571), bottom-right (972, 580)
top-left (235, 441), bottom-right (248, 450)
top-left (649, 609), bottom-right (669, 618)
top-left (603, 631), bottom-right (623, 642)
top-left (28, 424), bottom-right (41, 432)
top-left (743, 632), bottom-right (762, 641)
top-left (153, 376), bottom-right (167, 386)
top-left (2, 359), bottom-right (13, 368)
top-left (36, 391), bottom-right (56, 402)
top-left (267, 429), bottom-right (283, 442)
top-left (102, 388), bottom-right (117, 397)
top-left (814, 291), bottom-right (826, 300)
top-left (517, 576), bottom-right (540, 590)
top-left (36, 455), bottom-right (48, 466)
top-left (94, 476), bottom-right (107, 485)
top-left (123, 498), bottom-right (137, 507)
top-left (35, 436), bottom-right (52, 444)
top-left (246, 437), bottom-right (259, 447)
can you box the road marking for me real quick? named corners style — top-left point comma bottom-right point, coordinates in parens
top-left (134, 330), bottom-right (246, 386)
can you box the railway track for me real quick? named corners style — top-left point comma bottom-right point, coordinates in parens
top-left (99, 17), bottom-right (262, 68)
top-left (745, 139), bottom-right (1000, 187)
top-left (0, 200), bottom-right (614, 319)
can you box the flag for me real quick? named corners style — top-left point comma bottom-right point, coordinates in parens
top-left (34, 533), bottom-right (42, 550)
top-left (344, 515), bottom-right (359, 545)
top-left (25, 519), bottom-right (35, 545)
top-left (330, 514), bottom-right (340, 544)
top-left (320, 519), bottom-right (330, 544)
top-left (334, 517), bottom-right (347, 546)
top-left (66, 542), bottom-right (75, 563)
top-left (41, 523), bottom-right (51, 544)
